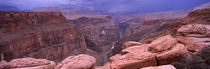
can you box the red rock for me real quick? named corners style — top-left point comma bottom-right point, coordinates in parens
top-left (156, 43), bottom-right (187, 65)
top-left (55, 54), bottom-right (96, 69)
top-left (122, 41), bottom-right (142, 49)
top-left (0, 58), bottom-right (55, 69)
top-left (0, 12), bottom-right (88, 63)
top-left (141, 65), bottom-right (176, 69)
top-left (148, 35), bottom-right (177, 53)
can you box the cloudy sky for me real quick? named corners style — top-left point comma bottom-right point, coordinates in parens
top-left (0, 0), bottom-right (209, 13)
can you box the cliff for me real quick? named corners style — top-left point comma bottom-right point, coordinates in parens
top-left (0, 11), bottom-right (87, 62)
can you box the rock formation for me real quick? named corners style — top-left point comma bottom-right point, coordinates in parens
top-left (0, 58), bottom-right (56, 69)
top-left (55, 54), bottom-right (96, 69)
top-left (112, 3), bottom-right (210, 55)
top-left (141, 65), bottom-right (176, 69)
top-left (0, 12), bottom-right (88, 62)
top-left (105, 35), bottom-right (187, 69)
top-left (168, 8), bottom-right (210, 54)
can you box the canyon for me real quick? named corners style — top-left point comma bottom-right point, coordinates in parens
top-left (0, 2), bottom-right (210, 69)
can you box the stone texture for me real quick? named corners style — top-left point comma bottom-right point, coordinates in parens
top-left (141, 65), bottom-right (176, 69)
top-left (103, 35), bottom-right (186, 69)
top-left (168, 8), bottom-right (210, 54)
top-left (148, 35), bottom-right (177, 53)
top-left (55, 54), bottom-right (96, 69)
top-left (156, 43), bottom-right (186, 65)
top-left (0, 58), bottom-right (55, 69)
top-left (0, 12), bottom-right (88, 62)
top-left (122, 41), bottom-right (142, 49)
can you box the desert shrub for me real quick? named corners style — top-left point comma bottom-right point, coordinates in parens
top-left (173, 46), bottom-right (210, 69)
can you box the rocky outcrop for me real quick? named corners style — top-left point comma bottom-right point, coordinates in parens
top-left (141, 65), bottom-right (176, 69)
top-left (168, 8), bottom-right (210, 54)
top-left (122, 41), bottom-right (142, 49)
top-left (55, 54), bottom-right (96, 69)
top-left (0, 58), bottom-right (55, 69)
top-left (69, 16), bottom-right (120, 65)
top-left (112, 18), bottom-right (178, 55)
top-left (0, 12), bottom-right (88, 62)
top-left (99, 35), bottom-right (186, 69)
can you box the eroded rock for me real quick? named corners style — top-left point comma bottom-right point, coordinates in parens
top-left (55, 54), bottom-right (96, 69)
top-left (141, 65), bottom-right (176, 69)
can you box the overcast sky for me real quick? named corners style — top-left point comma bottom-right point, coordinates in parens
top-left (0, 0), bottom-right (209, 13)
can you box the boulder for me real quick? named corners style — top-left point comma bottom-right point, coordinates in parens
top-left (148, 35), bottom-right (177, 53)
top-left (0, 58), bottom-right (56, 69)
top-left (0, 60), bottom-right (9, 69)
top-left (122, 41), bottom-right (142, 49)
top-left (141, 65), bottom-right (176, 69)
top-left (55, 54), bottom-right (96, 69)
top-left (156, 43), bottom-right (187, 65)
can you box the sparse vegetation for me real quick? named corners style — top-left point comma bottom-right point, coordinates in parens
top-left (173, 46), bottom-right (210, 69)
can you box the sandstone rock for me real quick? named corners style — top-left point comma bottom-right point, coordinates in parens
top-left (1, 58), bottom-right (56, 69)
top-left (177, 24), bottom-right (209, 35)
top-left (121, 45), bottom-right (148, 55)
top-left (107, 35), bottom-right (188, 69)
top-left (109, 49), bottom-right (157, 69)
top-left (55, 54), bottom-right (96, 69)
top-left (156, 43), bottom-right (186, 65)
top-left (141, 65), bottom-right (176, 69)
top-left (122, 41), bottom-right (142, 49)
top-left (113, 18), bottom-right (177, 55)
top-left (110, 54), bottom-right (157, 69)
top-left (148, 35), bottom-right (177, 53)
top-left (0, 60), bottom-right (9, 69)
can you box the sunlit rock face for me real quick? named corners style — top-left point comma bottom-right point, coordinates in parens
top-left (97, 35), bottom-right (187, 69)
top-left (112, 15), bottom-right (180, 55)
top-left (0, 58), bottom-right (56, 69)
top-left (0, 12), bottom-right (88, 62)
top-left (55, 54), bottom-right (96, 69)
top-left (168, 8), bottom-right (210, 54)
top-left (141, 65), bottom-right (176, 69)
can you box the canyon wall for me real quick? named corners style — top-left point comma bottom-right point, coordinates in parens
top-left (0, 12), bottom-right (88, 62)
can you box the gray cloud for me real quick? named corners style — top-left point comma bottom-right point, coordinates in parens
top-left (0, 0), bottom-right (209, 13)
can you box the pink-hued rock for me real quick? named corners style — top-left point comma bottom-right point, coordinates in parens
top-left (156, 43), bottom-right (186, 65)
top-left (122, 41), bottom-right (142, 49)
top-left (55, 54), bottom-right (96, 69)
top-left (0, 58), bottom-right (55, 69)
top-left (0, 60), bottom-right (9, 69)
top-left (148, 35), bottom-right (177, 53)
top-left (141, 65), bottom-right (176, 69)
top-left (104, 35), bottom-right (186, 69)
